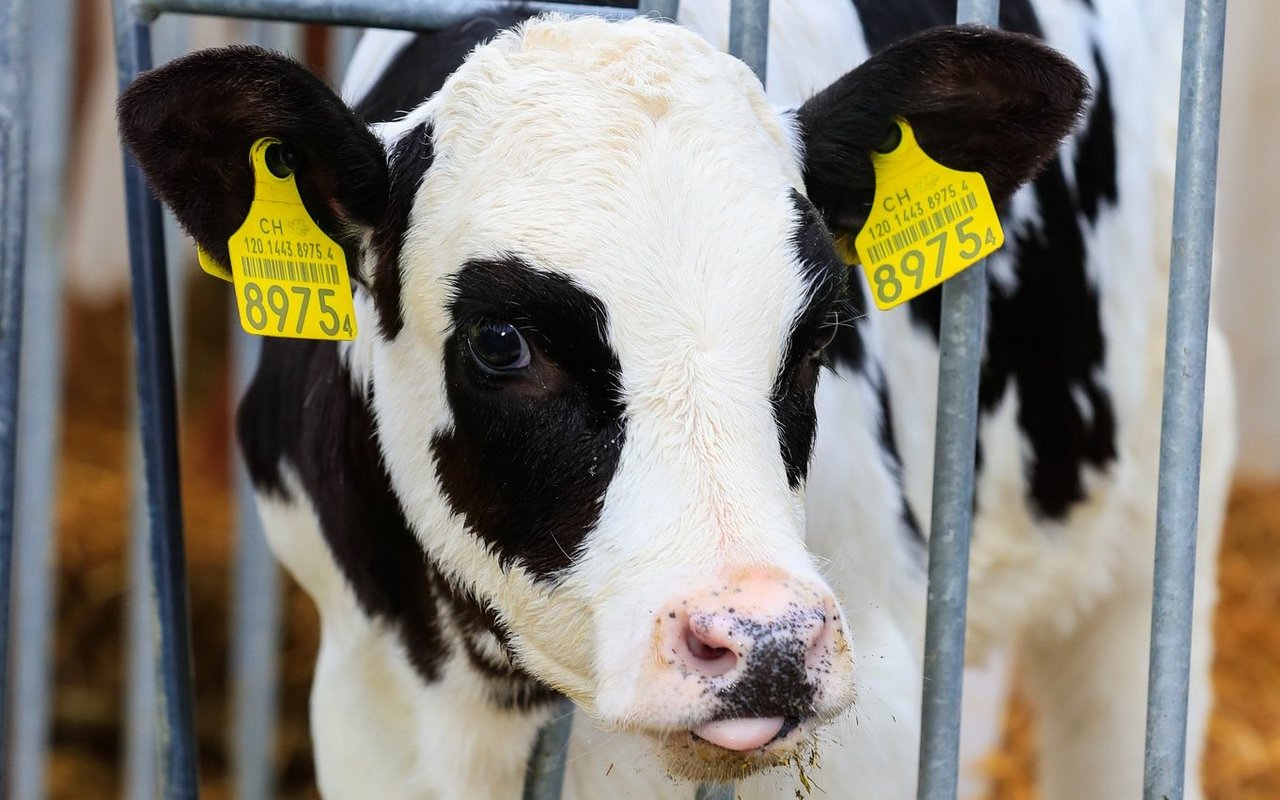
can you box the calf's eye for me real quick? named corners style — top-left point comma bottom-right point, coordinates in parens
top-left (466, 321), bottom-right (531, 373)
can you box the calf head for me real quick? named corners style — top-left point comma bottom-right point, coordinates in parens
top-left (120, 15), bottom-right (1084, 782)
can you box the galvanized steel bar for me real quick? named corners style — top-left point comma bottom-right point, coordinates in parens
top-left (230, 27), bottom-right (292, 800)
top-left (695, 784), bottom-right (735, 800)
top-left (523, 701), bottom-right (575, 800)
top-left (8, 0), bottom-right (74, 795)
top-left (230, 329), bottom-right (280, 800)
top-left (137, 0), bottom-right (636, 26)
top-left (728, 0), bottom-right (769, 81)
top-left (125, 437), bottom-right (159, 800)
top-left (123, 16), bottom-right (193, 800)
top-left (917, 1), bottom-right (998, 798)
top-left (1143, 0), bottom-right (1228, 797)
top-left (112, 4), bottom-right (202, 796)
top-left (0, 0), bottom-right (32, 787)
top-left (637, 0), bottom-right (679, 21)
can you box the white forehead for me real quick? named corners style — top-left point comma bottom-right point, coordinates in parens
top-left (399, 15), bottom-right (817, 392)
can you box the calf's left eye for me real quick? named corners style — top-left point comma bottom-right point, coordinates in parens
top-left (466, 321), bottom-right (531, 373)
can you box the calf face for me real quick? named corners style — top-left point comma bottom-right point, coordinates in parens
top-left (119, 15), bottom-right (1084, 782)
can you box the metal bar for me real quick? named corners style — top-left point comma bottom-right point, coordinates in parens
top-left (229, 27), bottom-right (291, 800)
top-left (230, 329), bottom-right (280, 800)
top-left (637, 0), bottom-right (679, 20)
top-left (135, 0), bottom-right (636, 27)
top-left (916, 1), bottom-right (999, 798)
top-left (8, 0), bottom-right (74, 794)
top-left (522, 701), bottom-right (575, 800)
top-left (125, 435), bottom-right (159, 800)
top-left (1142, 0), bottom-right (1228, 797)
top-left (0, 0), bottom-right (32, 787)
top-left (123, 16), bottom-right (192, 800)
top-left (112, 5), bottom-right (201, 797)
top-left (728, 0), bottom-right (769, 81)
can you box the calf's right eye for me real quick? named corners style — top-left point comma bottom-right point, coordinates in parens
top-left (466, 321), bottom-right (531, 374)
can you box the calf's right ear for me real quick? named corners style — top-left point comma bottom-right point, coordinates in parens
top-left (117, 46), bottom-right (389, 274)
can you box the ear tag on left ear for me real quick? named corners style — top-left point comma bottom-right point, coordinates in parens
top-left (851, 118), bottom-right (1004, 311)
top-left (196, 246), bottom-right (233, 282)
top-left (221, 137), bottom-right (357, 341)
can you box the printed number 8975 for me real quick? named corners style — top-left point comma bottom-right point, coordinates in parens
top-left (241, 281), bottom-right (352, 337)
top-left (869, 215), bottom-right (985, 306)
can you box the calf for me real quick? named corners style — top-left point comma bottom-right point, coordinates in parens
top-left (118, 1), bottom-right (1234, 798)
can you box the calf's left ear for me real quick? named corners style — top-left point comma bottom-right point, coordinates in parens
top-left (117, 46), bottom-right (389, 274)
top-left (795, 26), bottom-right (1088, 235)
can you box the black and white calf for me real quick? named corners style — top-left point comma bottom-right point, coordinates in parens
top-left (118, 1), bottom-right (1235, 797)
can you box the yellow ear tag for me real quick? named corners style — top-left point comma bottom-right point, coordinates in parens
top-left (196, 245), bottom-right (233, 282)
top-left (851, 118), bottom-right (1004, 311)
top-left (220, 138), bottom-right (357, 340)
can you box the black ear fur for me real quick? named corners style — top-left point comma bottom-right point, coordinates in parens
top-left (796, 26), bottom-right (1089, 234)
top-left (117, 46), bottom-right (389, 273)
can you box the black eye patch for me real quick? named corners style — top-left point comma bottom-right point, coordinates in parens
top-left (772, 191), bottom-right (858, 489)
top-left (432, 257), bottom-right (626, 578)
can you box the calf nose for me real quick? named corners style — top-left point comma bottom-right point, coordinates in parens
top-left (659, 569), bottom-right (841, 684)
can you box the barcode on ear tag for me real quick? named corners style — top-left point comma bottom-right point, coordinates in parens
top-left (221, 138), bottom-right (358, 341)
top-left (852, 118), bottom-right (1004, 311)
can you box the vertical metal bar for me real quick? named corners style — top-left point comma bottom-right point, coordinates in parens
top-left (329, 26), bottom-right (363, 82)
top-left (0, 0), bottom-right (32, 788)
top-left (8, 0), bottom-right (74, 795)
top-left (522, 701), bottom-right (575, 800)
top-left (229, 330), bottom-right (280, 800)
top-left (728, 0), bottom-right (769, 81)
top-left (637, 0), bottom-right (679, 21)
top-left (112, 3), bottom-right (201, 797)
top-left (125, 435), bottom-right (159, 800)
top-left (695, 784), bottom-right (735, 800)
top-left (916, 2), bottom-right (998, 799)
top-left (124, 15), bottom-right (191, 800)
top-left (1143, 1), bottom-right (1228, 797)
top-left (230, 28), bottom-right (290, 798)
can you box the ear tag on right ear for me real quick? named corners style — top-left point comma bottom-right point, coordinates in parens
top-left (221, 137), bottom-right (358, 341)
top-left (853, 118), bottom-right (1004, 311)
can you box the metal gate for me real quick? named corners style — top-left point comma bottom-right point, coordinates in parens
top-left (0, 0), bottom-right (1229, 797)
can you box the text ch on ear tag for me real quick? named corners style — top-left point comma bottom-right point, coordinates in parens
top-left (223, 137), bottom-right (358, 341)
top-left (851, 118), bottom-right (1004, 311)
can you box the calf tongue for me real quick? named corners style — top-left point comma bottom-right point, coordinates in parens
top-left (693, 717), bottom-right (785, 751)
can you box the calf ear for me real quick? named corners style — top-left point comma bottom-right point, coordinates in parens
top-left (795, 26), bottom-right (1088, 234)
top-left (117, 46), bottom-right (388, 274)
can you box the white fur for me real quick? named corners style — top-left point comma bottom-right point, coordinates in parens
top-left (262, 3), bottom-right (1236, 798)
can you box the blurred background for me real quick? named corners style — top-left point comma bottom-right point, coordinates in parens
top-left (7, 0), bottom-right (1280, 797)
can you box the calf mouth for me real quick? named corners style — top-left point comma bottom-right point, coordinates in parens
top-left (655, 715), bottom-right (811, 783)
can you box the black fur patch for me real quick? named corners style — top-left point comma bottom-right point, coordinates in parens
top-left (431, 257), bottom-right (626, 579)
top-left (354, 10), bottom-right (534, 124)
top-left (979, 166), bottom-right (1118, 519)
top-left (369, 122), bottom-right (434, 338)
top-left (1075, 47), bottom-right (1118, 222)
top-left (237, 339), bottom-right (446, 681)
top-left (773, 192), bottom-right (849, 488)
